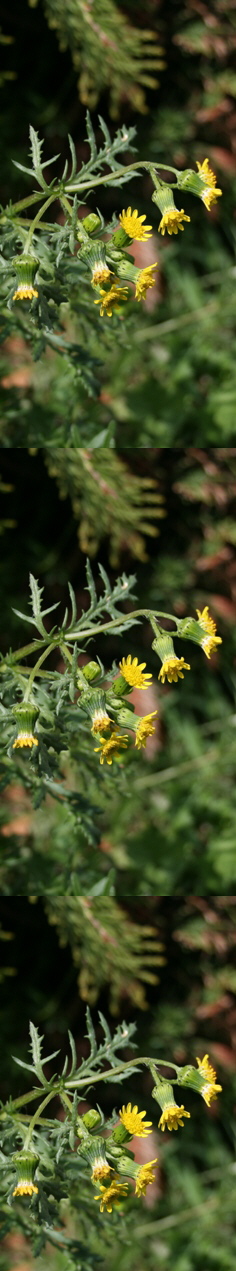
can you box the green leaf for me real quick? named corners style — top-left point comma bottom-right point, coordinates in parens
top-left (88, 870), bottom-right (116, 895)
top-left (85, 559), bottom-right (97, 610)
top-left (68, 134), bottom-right (77, 181)
top-left (85, 110), bottom-right (97, 163)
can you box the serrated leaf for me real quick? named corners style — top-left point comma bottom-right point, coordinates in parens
top-left (61, 158), bottom-right (68, 183)
top-left (98, 116), bottom-right (112, 147)
top-left (85, 110), bottom-right (97, 162)
top-left (12, 607), bottom-right (39, 625)
top-left (85, 1006), bottom-right (97, 1060)
top-left (68, 134), bottom-right (77, 181)
top-left (67, 583), bottom-right (77, 627)
top-left (12, 161), bottom-right (35, 178)
top-left (12, 1056), bottom-right (36, 1073)
top-left (98, 563), bottom-right (111, 595)
top-left (85, 559), bottom-right (97, 610)
top-left (68, 1030), bottom-right (78, 1078)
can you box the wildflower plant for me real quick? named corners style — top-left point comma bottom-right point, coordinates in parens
top-left (0, 116), bottom-right (222, 445)
top-left (0, 1013), bottom-right (222, 1266)
top-left (0, 562), bottom-right (222, 894)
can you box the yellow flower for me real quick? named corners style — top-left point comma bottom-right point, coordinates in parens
top-left (13, 285), bottom-right (38, 302)
top-left (119, 207), bottom-right (153, 240)
top-left (13, 1181), bottom-right (38, 1197)
top-left (91, 709), bottom-right (112, 735)
top-left (91, 1160), bottom-right (113, 1183)
top-left (135, 263), bottom-right (158, 300)
top-left (94, 283), bottom-right (129, 317)
top-left (135, 1159), bottom-right (158, 1196)
top-left (158, 1104), bottom-right (190, 1132)
top-left (195, 607), bottom-right (222, 659)
top-left (196, 1055), bottom-right (222, 1107)
top-left (95, 1179), bottom-right (129, 1212)
top-left (13, 732), bottom-right (39, 749)
top-left (158, 209), bottom-right (191, 235)
top-left (94, 730), bottom-right (129, 765)
top-left (196, 159), bottom-right (222, 210)
top-left (91, 264), bottom-right (112, 287)
top-left (135, 711), bottom-right (158, 748)
top-left (158, 656), bottom-right (190, 683)
top-left (119, 1103), bottom-right (153, 1137)
top-left (119, 655), bottom-right (152, 690)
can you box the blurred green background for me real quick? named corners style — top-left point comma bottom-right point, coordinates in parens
top-left (0, 896), bottom-right (235, 1271)
top-left (1, 0), bottom-right (236, 445)
top-left (0, 447), bottom-right (235, 894)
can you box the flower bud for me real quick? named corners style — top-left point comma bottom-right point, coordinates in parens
top-left (81, 213), bottom-right (102, 234)
top-left (111, 1123), bottom-right (131, 1145)
top-left (12, 702), bottom-right (39, 751)
top-left (12, 254), bottom-right (39, 302)
top-left (82, 1108), bottom-right (102, 1130)
top-left (12, 1149), bottom-right (39, 1199)
top-left (111, 227), bottom-right (131, 247)
top-left (151, 632), bottom-right (175, 661)
top-left (82, 662), bottom-right (101, 682)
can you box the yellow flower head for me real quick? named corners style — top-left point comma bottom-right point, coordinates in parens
top-left (91, 263), bottom-right (112, 287)
top-left (13, 285), bottom-right (38, 302)
top-left (119, 1103), bottom-right (153, 1137)
top-left (12, 732), bottom-right (39, 750)
top-left (91, 709), bottom-right (112, 735)
top-left (135, 1159), bottom-right (158, 1196)
top-left (94, 730), bottom-right (129, 765)
top-left (196, 1055), bottom-right (222, 1107)
top-left (135, 263), bottom-right (158, 301)
top-left (13, 1181), bottom-right (39, 1197)
top-left (95, 1179), bottom-right (129, 1212)
top-left (158, 656), bottom-right (190, 684)
top-left (196, 159), bottom-right (222, 210)
top-left (196, 607), bottom-right (222, 659)
top-left (94, 283), bottom-right (129, 317)
top-left (91, 1159), bottom-right (113, 1183)
top-left (119, 207), bottom-right (153, 240)
top-left (119, 655), bottom-right (152, 690)
top-left (158, 1104), bottom-right (191, 1132)
top-left (135, 711), bottom-right (158, 748)
top-left (158, 209), bottom-right (190, 235)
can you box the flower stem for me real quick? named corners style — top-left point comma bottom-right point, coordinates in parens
top-left (23, 1090), bottom-right (57, 1150)
top-left (24, 195), bottom-right (56, 251)
top-left (23, 645), bottom-right (54, 700)
top-left (65, 1056), bottom-right (180, 1090)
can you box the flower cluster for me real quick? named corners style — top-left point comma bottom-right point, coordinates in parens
top-left (8, 1025), bottom-right (222, 1227)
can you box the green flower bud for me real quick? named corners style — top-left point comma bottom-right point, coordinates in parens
top-left (111, 227), bottom-right (131, 247)
top-left (12, 1149), bottom-right (39, 1199)
top-left (12, 254), bottom-right (39, 302)
top-left (82, 1108), bottom-right (102, 1130)
top-left (81, 213), bottom-right (101, 233)
top-left (82, 662), bottom-right (101, 682)
top-left (12, 702), bottom-right (39, 752)
top-left (151, 632), bottom-right (175, 661)
top-left (108, 675), bottom-right (131, 698)
top-left (111, 1123), bottom-right (131, 1145)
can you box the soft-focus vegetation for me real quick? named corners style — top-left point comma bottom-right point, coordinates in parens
top-left (0, 897), bottom-right (235, 1271)
top-left (0, 447), bottom-right (235, 895)
top-left (0, 1), bottom-right (235, 446)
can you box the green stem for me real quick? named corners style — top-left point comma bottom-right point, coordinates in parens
top-left (65, 1056), bottom-right (180, 1090)
top-left (24, 195), bottom-right (56, 251)
top-left (23, 1090), bottom-right (57, 1150)
top-left (64, 160), bottom-right (179, 194)
top-left (0, 161), bottom-right (179, 221)
top-left (23, 644), bottom-right (54, 700)
top-left (60, 609), bottom-right (178, 641)
top-left (0, 609), bottom-right (178, 671)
